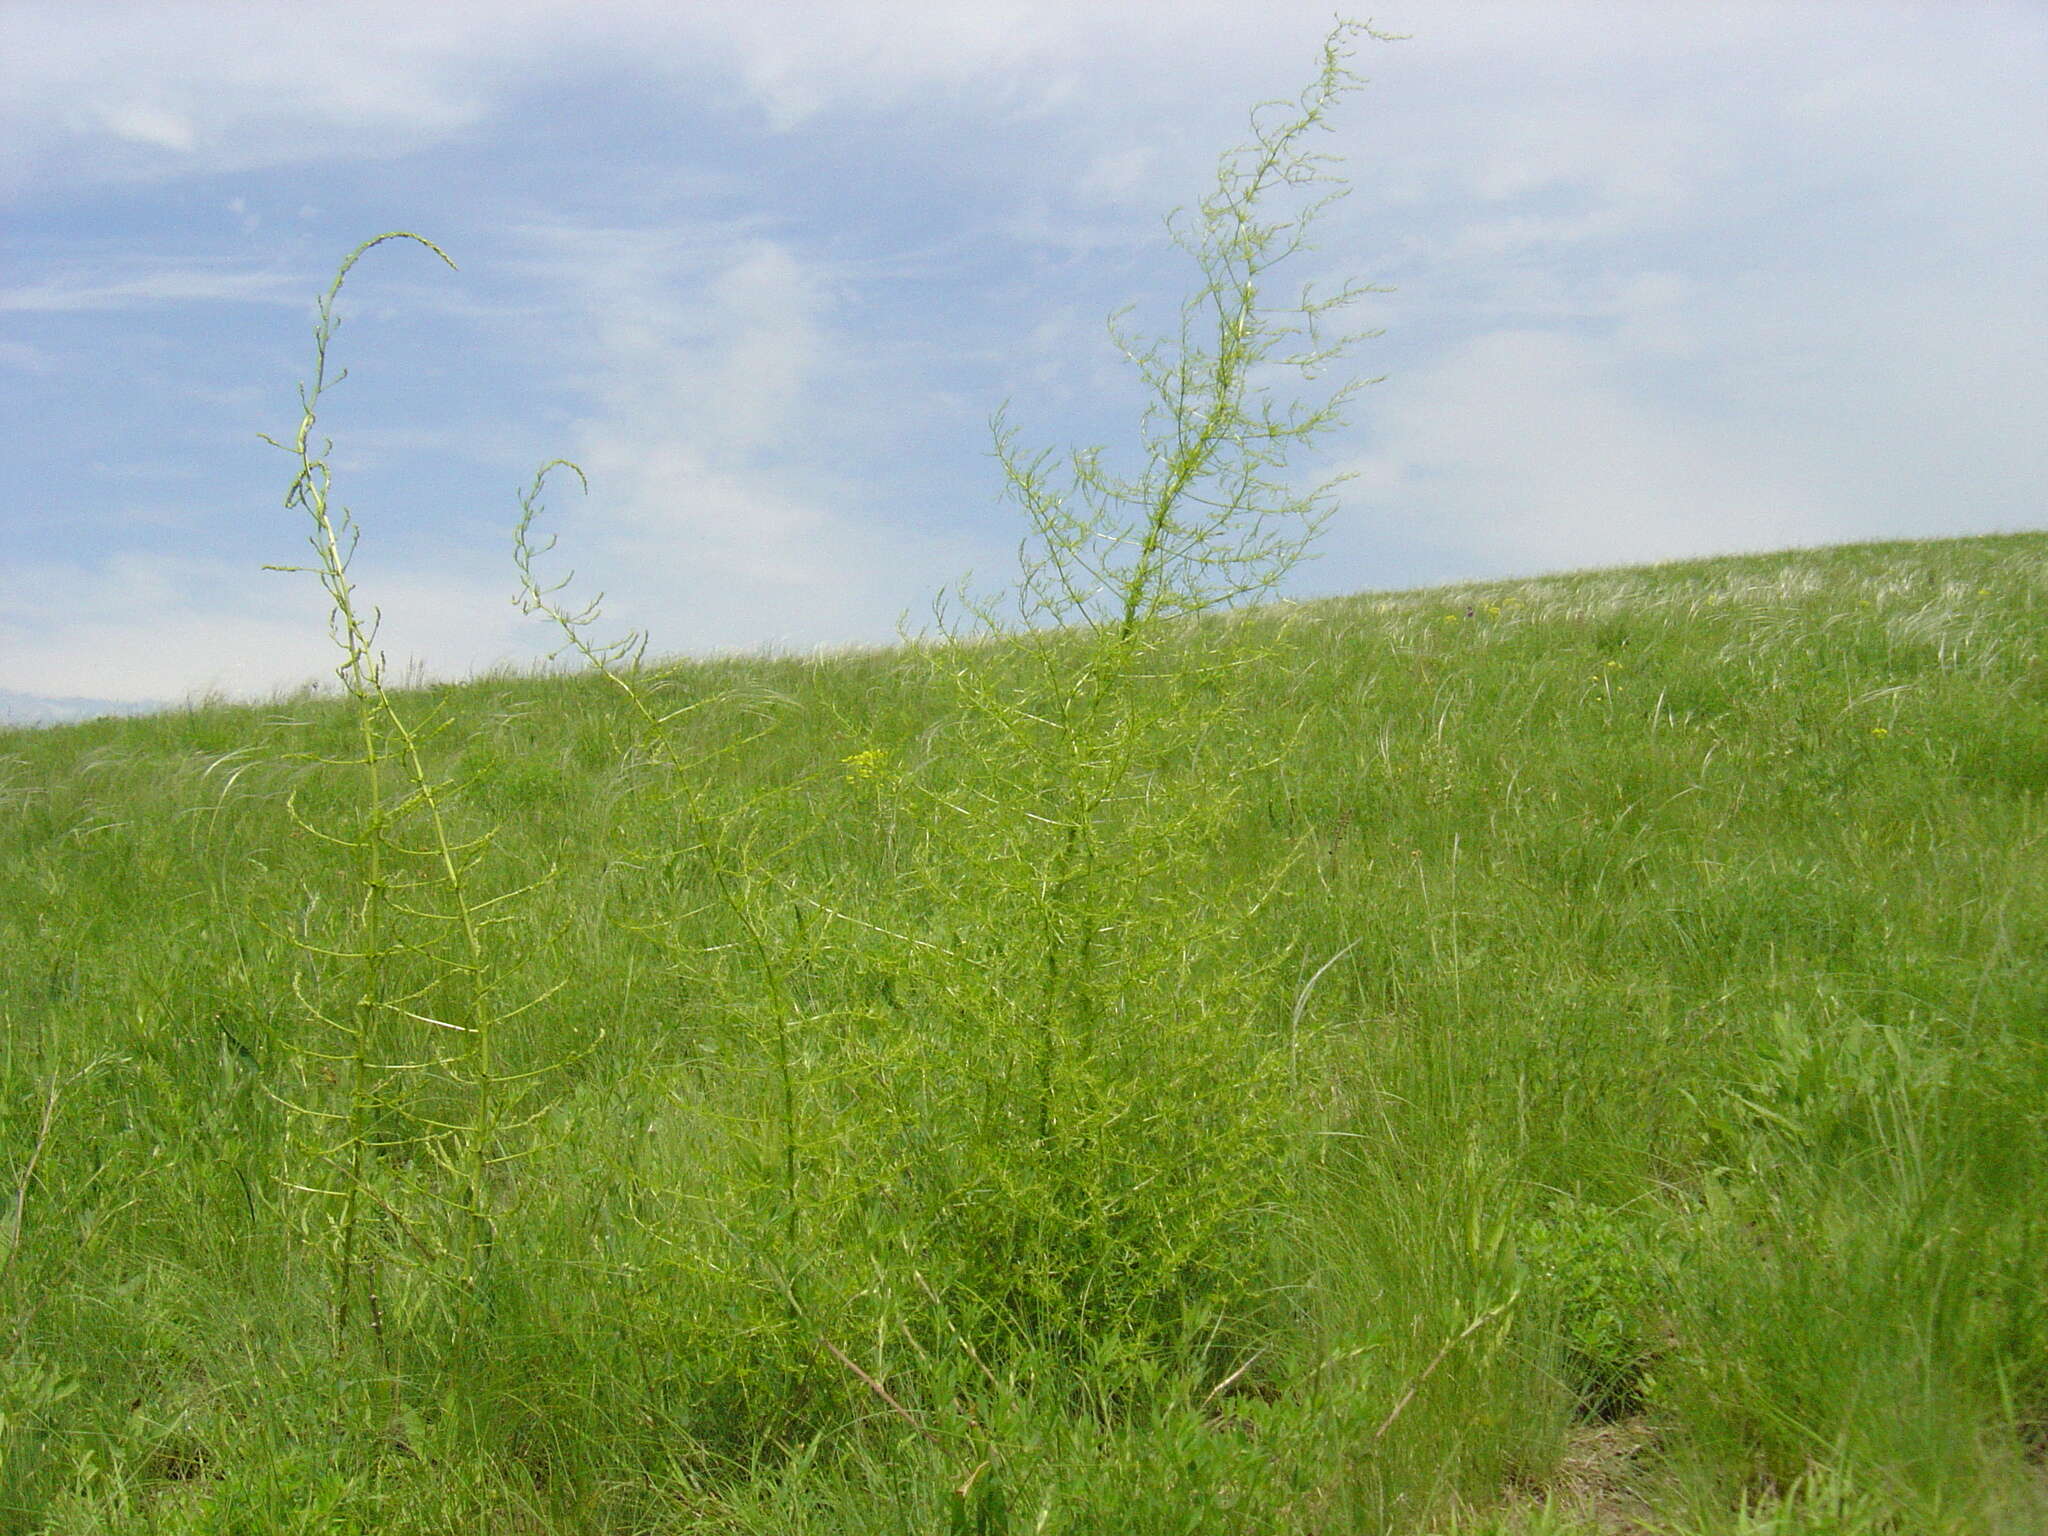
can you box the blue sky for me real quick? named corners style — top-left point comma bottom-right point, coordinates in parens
top-left (2, 0), bottom-right (2043, 720)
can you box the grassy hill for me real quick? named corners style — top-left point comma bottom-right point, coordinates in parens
top-left (2, 530), bottom-right (2044, 1534)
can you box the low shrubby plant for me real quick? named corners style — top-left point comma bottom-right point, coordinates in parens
top-left (1521, 1195), bottom-right (1668, 1422)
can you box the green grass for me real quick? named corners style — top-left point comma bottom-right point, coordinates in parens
top-left (5, 21), bottom-right (2046, 1531)
top-left (4, 530), bottom-right (2044, 1533)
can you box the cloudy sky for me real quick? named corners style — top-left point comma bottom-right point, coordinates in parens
top-left (2, 0), bottom-right (2042, 718)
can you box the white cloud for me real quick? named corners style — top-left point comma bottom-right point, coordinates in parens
top-left (100, 102), bottom-right (198, 153)
top-left (1339, 328), bottom-right (1855, 577)
top-left (0, 1), bottom-right (493, 192)
top-left (0, 265), bottom-right (302, 312)
top-left (0, 0), bottom-right (1354, 194)
top-left (510, 222), bottom-right (959, 654)
top-left (1076, 146), bottom-right (1159, 208)
top-left (0, 552), bottom-right (537, 704)
top-left (6, 0), bottom-right (2036, 212)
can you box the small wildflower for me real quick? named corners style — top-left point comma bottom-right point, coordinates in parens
top-left (1604, 660), bottom-right (1622, 670)
top-left (841, 747), bottom-right (891, 784)
top-left (1870, 727), bottom-right (1890, 737)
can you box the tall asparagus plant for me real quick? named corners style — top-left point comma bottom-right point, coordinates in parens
top-left (867, 18), bottom-right (1394, 1372)
top-left (265, 235), bottom-right (571, 1382)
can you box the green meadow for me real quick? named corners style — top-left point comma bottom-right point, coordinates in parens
top-left (6, 529), bottom-right (2045, 1534)
top-left (4, 25), bottom-right (2045, 1535)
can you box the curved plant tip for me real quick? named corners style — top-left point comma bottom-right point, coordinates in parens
top-left (331, 230), bottom-right (457, 287)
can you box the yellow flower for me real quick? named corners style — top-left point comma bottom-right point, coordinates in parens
top-left (841, 747), bottom-right (891, 783)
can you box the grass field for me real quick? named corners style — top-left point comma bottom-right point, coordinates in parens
top-left (3, 526), bottom-right (2045, 1533)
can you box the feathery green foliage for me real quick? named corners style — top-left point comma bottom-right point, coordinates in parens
top-left (258, 233), bottom-right (580, 1388)
top-left (830, 16), bottom-right (1387, 1382)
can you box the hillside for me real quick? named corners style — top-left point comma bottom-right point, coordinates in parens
top-left (2, 531), bottom-right (2045, 1534)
